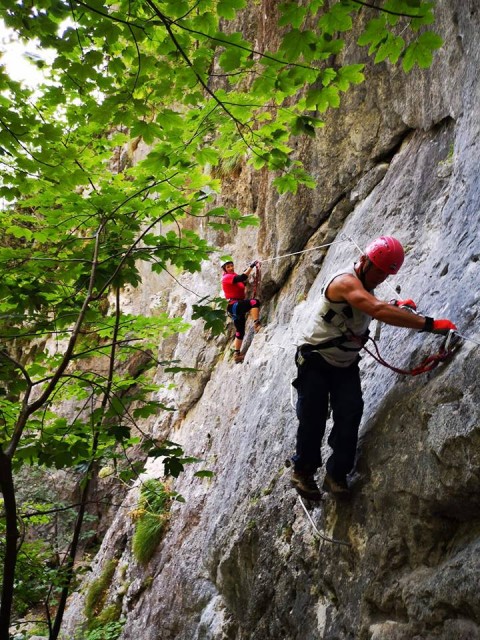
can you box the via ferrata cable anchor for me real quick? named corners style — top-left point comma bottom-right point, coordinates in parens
top-left (443, 329), bottom-right (454, 351)
top-left (441, 329), bottom-right (462, 355)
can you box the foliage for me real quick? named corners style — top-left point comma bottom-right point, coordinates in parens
top-left (0, 531), bottom-right (57, 618)
top-left (131, 479), bottom-right (173, 565)
top-left (84, 620), bottom-right (125, 640)
top-left (0, 0), bottom-right (441, 636)
top-left (84, 558), bottom-right (119, 624)
top-left (192, 296), bottom-right (229, 336)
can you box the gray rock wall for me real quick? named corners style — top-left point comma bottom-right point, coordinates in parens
top-left (61, 2), bottom-right (480, 639)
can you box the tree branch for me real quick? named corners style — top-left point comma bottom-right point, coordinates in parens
top-left (17, 499), bottom-right (129, 519)
top-left (351, 0), bottom-right (426, 18)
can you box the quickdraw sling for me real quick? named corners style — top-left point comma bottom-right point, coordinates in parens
top-left (362, 330), bottom-right (460, 377)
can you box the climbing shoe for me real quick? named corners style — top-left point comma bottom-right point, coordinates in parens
top-left (253, 320), bottom-right (262, 333)
top-left (291, 471), bottom-right (322, 501)
top-left (322, 473), bottom-right (350, 498)
top-left (233, 351), bottom-right (244, 364)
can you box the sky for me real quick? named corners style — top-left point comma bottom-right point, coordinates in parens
top-left (0, 21), bottom-right (55, 87)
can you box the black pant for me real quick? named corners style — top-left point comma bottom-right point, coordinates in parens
top-left (227, 299), bottom-right (260, 340)
top-left (292, 350), bottom-right (364, 481)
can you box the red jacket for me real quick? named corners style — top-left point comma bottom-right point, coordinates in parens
top-left (222, 272), bottom-right (246, 300)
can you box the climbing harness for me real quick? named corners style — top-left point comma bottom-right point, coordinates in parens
top-left (291, 329), bottom-right (462, 386)
top-left (227, 300), bottom-right (240, 321)
top-left (297, 495), bottom-right (350, 547)
top-left (226, 233), bottom-right (477, 371)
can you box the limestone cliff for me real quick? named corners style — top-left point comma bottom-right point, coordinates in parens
top-left (61, 2), bottom-right (480, 639)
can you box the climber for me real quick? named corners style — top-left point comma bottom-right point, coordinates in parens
top-left (221, 259), bottom-right (261, 363)
top-left (290, 236), bottom-right (457, 501)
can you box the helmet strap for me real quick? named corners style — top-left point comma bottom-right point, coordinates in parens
top-left (355, 256), bottom-right (371, 287)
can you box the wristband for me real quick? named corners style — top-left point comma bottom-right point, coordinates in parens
top-left (421, 316), bottom-right (434, 332)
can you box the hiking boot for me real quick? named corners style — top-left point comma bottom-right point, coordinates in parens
top-left (322, 473), bottom-right (350, 497)
top-left (253, 320), bottom-right (262, 333)
top-left (291, 471), bottom-right (322, 501)
top-left (233, 352), bottom-right (244, 364)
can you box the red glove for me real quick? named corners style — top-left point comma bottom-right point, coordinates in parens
top-left (422, 317), bottom-right (457, 334)
top-left (392, 298), bottom-right (417, 310)
top-left (433, 319), bottom-right (457, 334)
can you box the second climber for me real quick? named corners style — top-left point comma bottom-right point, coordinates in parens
top-left (221, 259), bottom-right (261, 363)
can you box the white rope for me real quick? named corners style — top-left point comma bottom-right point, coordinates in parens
top-left (455, 332), bottom-right (480, 347)
top-left (259, 239), bottom-right (348, 264)
top-left (297, 495), bottom-right (350, 547)
top-left (259, 231), bottom-right (402, 300)
top-left (256, 232), bottom-right (479, 350)
top-left (340, 235), bottom-right (479, 345)
top-left (339, 231), bottom-right (364, 256)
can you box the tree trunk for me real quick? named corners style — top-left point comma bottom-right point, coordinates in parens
top-left (49, 471), bottom-right (93, 640)
top-left (0, 451), bottom-right (19, 640)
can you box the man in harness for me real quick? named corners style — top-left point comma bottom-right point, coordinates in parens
top-left (221, 259), bottom-right (261, 363)
top-left (290, 236), bottom-right (457, 501)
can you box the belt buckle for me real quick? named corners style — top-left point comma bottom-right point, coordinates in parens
top-left (296, 347), bottom-right (305, 367)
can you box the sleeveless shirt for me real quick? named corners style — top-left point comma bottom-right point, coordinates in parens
top-left (300, 265), bottom-right (372, 367)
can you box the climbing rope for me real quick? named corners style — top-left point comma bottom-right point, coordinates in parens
top-left (297, 495), bottom-right (350, 547)
top-left (245, 231), bottom-right (477, 367)
top-left (261, 231), bottom-right (472, 372)
top-left (249, 239), bottom-right (348, 305)
top-left (361, 330), bottom-right (461, 376)
top-left (455, 332), bottom-right (480, 347)
top-left (252, 260), bottom-right (261, 299)
top-left (258, 239), bottom-right (349, 264)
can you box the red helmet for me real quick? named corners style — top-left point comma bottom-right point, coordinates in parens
top-left (365, 236), bottom-right (404, 274)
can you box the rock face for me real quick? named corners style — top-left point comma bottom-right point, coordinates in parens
top-left (61, 2), bottom-right (480, 639)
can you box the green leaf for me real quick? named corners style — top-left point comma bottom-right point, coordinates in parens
top-left (196, 147), bottom-right (220, 166)
top-left (218, 47), bottom-right (244, 72)
top-left (357, 16), bottom-right (387, 49)
top-left (280, 29), bottom-right (317, 62)
top-left (194, 470), bottom-right (215, 478)
top-left (291, 115), bottom-right (323, 137)
top-left (156, 109), bottom-right (184, 131)
top-left (335, 64), bottom-right (365, 91)
top-left (192, 297), bottom-right (228, 335)
top-left (237, 214), bottom-right (259, 228)
top-left (402, 31), bottom-right (443, 72)
top-left (319, 68), bottom-right (337, 87)
top-left (130, 120), bottom-right (162, 144)
top-left (278, 3), bottom-right (308, 28)
top-left (5, 226), bottom-right (33, 240)
top-left (273, 173), bottom-right (299, 195)
top-left (374, 35), bottom-right (405, 65)
top-left (217, 0), bottom-right (247, 19)
top-left (318, 3), bottom-right (353, 34)
top-left (208, 222), bottom-right (231, 231)
top-left (306, 85), bottom-right (340, 112)
top-left (273, 165), bottom-right (317, 195)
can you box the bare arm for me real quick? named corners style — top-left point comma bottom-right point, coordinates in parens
top-left (327, 274), bottom-right (427, 330)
